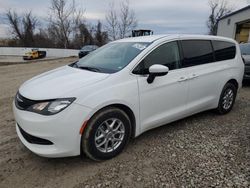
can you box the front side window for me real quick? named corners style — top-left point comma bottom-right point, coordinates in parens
top-left (133, 41), bottom-right (180, 74)
top-left (181, 40), bottom-right (214, 67)
top-left (76, 42), bottom-right (150, 73)
top-left (213, 41), bottom-right (236, 61)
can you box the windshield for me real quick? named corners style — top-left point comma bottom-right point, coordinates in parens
top-left (76, 42), bottom-right (150, 73)
top-left (240, 43), bottom-right (250, 55)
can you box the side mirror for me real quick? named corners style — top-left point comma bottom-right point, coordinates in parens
top-left (147, 64), bottom-right (169, 84)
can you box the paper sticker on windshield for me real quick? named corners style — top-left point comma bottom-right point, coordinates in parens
top-left (132, 43), bottom-right (147, 51)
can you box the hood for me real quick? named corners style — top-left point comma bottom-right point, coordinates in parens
top-left (19, 65), bottom-right (109, 100)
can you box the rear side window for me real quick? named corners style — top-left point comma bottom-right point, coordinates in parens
top-left (181, 40), bottom-right (214, 67)
top-left (212, 41), bottom-right (236, 61)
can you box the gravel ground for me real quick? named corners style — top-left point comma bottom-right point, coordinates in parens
top-left (0, 57), bottom-right (249, 188)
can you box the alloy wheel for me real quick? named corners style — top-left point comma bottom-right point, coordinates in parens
top-left (94, 118), bottom-right (125, 153)
top-left (222, 88), bottom-right (234, 110)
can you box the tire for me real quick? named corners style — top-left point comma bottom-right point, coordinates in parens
top-left (82, 107), bottom-right (131, 161)
top-left (216, 82), bottom-right (237, 115)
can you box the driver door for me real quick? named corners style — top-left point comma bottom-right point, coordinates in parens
top-left (133, 41), bottom-right (189, 132)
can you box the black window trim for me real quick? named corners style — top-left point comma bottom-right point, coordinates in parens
top-left (210, 40), bottom-right (216, 62)
top-left (211, 40), bottom-right (236, 62)
top-left (178, 39), bottom-right (236, 68)
top-left (179, 39), bottom-right (215, 68)
top-left (132, 39), bottom-right (237, 74)
top-left (177, 40), bottom-right (184, 68)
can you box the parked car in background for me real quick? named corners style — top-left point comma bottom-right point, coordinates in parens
top-left (78, 45), bottom-right (99, 58)
top-left (13, 35), bottom-right (244, 160)
top-left (240, 43), bottom-right (250, 80)
top-left (23, 49), bottom-right (46, 60)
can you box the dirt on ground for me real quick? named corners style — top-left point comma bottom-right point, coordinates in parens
top-left (0, 57), bottom-right (249, 188)
top-left (0, 56), bottom-right (71, 66)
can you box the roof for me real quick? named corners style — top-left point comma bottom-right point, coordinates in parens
top-left (132, 29), bottom-right (152, 32)
top-left (114, 34), bottom-right (237, 43)
top-left (115, 35), bottom-right (174, 43)
top-left (219, 5), bottom-right (250, 20)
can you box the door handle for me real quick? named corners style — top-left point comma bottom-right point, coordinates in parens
top-left (178, 77), bottom-right (188, 82)
top-left (190, 74), bottom-right (199, 79)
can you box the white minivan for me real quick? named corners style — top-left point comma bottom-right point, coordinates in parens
top-left (13, 35), bottom-right (244, 160)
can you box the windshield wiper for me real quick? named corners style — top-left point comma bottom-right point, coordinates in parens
top-left (70, 62), bottom-right (101, 72)
top-left (77, 66), bottom-right (101, 72)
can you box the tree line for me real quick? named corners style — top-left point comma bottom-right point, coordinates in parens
top-left (5, 0), bottom-right (137, 49)
top-left (4, 0), bottom-right (233, 49)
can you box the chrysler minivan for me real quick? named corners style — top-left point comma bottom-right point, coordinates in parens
top-left (13, 35), bottom-right (244, 160)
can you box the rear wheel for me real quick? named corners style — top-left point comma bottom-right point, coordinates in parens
top-left (216, 82), bottom-right (237, 114)
top-left (82, 107), bottom-right (131, 161)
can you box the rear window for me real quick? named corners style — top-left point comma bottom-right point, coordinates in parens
top-left (181, 40), bottom-right (214, 67)
top-left (212, 41), bottom-right (236, 61)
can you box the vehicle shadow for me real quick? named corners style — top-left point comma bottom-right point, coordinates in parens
top-left (39, 109), bottom-right (216, 164)
top-left (29, 82), bottom-right (250, 166)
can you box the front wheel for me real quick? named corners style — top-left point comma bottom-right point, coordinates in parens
top-left (81, 107), bottom-right (131, 161)
top-left (216, 82), bottom-right (237, 114)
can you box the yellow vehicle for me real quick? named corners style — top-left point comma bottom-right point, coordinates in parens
top-left (23, 49), bottom-right (46, 60)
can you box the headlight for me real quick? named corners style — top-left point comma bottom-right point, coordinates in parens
top-left (28, 98), bottom-right (76, 115)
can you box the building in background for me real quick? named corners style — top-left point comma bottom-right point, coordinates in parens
top-left (217, 5), bottom-right (250, 43)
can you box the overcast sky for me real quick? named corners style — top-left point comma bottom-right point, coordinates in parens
top-left (0, 0), bottom-right (249, 38)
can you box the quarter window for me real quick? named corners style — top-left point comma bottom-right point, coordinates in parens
top-left (133, 41), bottom-right (180, 74)
top-left (181, 40), bottom-right (214, 67)
top-left (212, 41), bottom-right (236, 61)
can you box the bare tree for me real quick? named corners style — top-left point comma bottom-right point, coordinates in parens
top-left (48, 0), bottom-right (73, 48)
top-left (6, 10), bottom-right (22, 40)
top-left (95, 21), bottom-right (108, 46)
top-left (105, 2), bottom-right (118, 40)
top-left (71, 1), bottom-right (86, 46)
top-left (71, 22), bottom-right (94, 48)
top-left (5, 1), bottom-right (106, 48)
top-left (118, 0), bottom-right (137, 39)
top-left (48, 0), bottom-right (95, 48)
top-left (70, 3), bottom-right (98, 48)
top-left (6, 10), bottom-right (38, 46)
top-left (34, 28), bottom-right (55, 48)
top-left (105, 0), bottom-right (137, 40)
top-left (23, 12), bottom-right (38, 45)
top-left (207, 0), bottom-right (233, 35)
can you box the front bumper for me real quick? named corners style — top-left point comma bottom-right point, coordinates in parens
top-left (13, 102), bottom-right (92, 158)
top-left (244, 65), bottom-right (250, 80)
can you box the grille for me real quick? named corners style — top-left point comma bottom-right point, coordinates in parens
top-left (18, 124), bottom-right (53, 145)
top-left (15, 92), bottom-right (37, 110)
